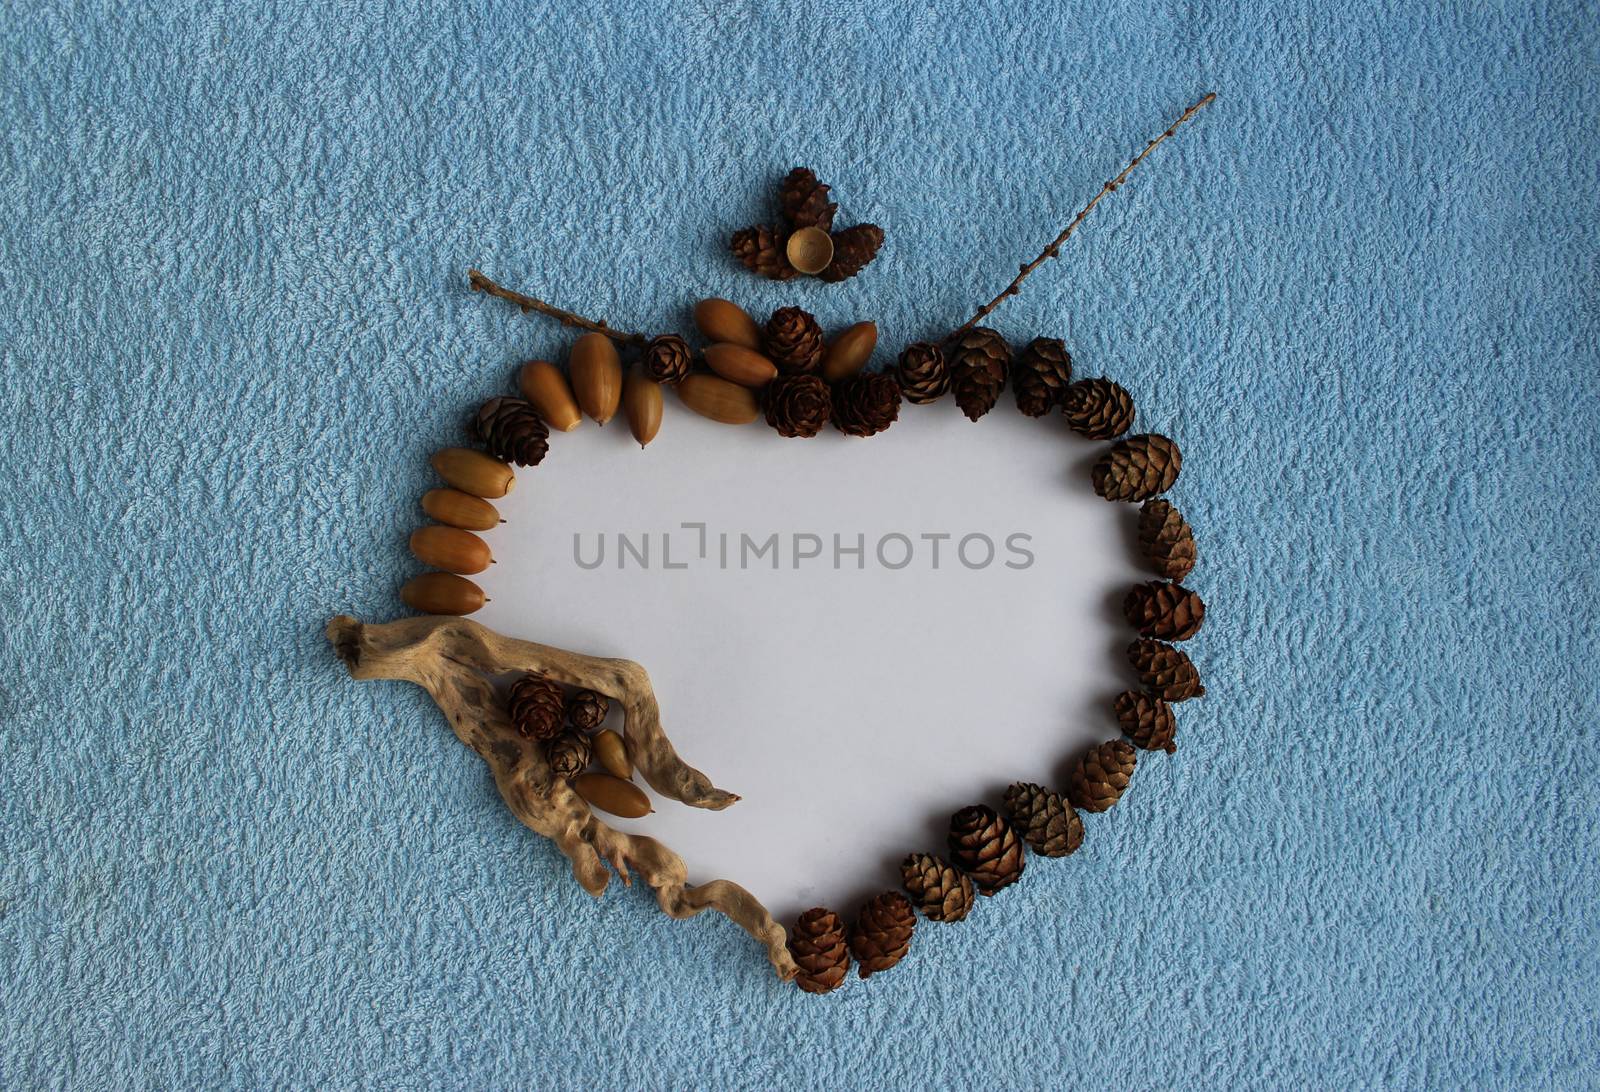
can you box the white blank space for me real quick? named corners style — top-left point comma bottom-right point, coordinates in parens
top-left (478, 395), bottom-right (1137, 919)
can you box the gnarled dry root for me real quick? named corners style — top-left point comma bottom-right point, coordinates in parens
top-left (326, 614), bottom-right (797, 981)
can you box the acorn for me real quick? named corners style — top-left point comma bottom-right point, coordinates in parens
top-left (409, 525), bottom-right (492, 575)
top-left (430, 448), bottom-right (514, 498)
top-left (693, 298), bottom-right (762, 350)
top-left (623, 374), bottom-right (663, 448)
top-left (593, 729), bottom-right (631, 779)
top-left (704, 343), bottom-right (779, 388)
top-left (570, 333), bottom-right (622, 425)
top-left (573, 772), bottom-right (652, 818)
top-left (821, 321), bottom-right (877, 381)
top-left (399, 572), bottom-right (486, 615)
top-left (677, 374), bottom-right (761, 424)
top-left (421, 488), bottom-right (501, 532)
top-left (517, 360), bottom-right (583, 432)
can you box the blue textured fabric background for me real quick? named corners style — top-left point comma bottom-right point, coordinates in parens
top-left (3, 1), bottom-right (1597, 1088)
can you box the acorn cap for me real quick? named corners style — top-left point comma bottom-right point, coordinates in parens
top-left (786, 226), bottom-right (834, 275)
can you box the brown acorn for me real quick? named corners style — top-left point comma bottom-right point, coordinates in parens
top-left (507, 672), bottom-right (565, 741)
top-left (1093, 434), bottom-right (1182, 502)
top-left (765, 307), bottom-right (824, 374)
top-left (421, 488), bottom-right (500, 532)
top-left (897, 342), bottom-right (949, 405)
top-left (819, 224), bottom-right (884, 282)
top-left (1123, 581), bottom-right (1206, 641)
top-left (544, 732), bottom-right (592, 780)
top-left (763, 374), bottom-right (832, 438)
top-left (1114, 691), bottom-right (1177, 753)
top-left (1067, 740), bottom-right (1137, 813)
top-left (473, 396), bottom-right (550, 467)
top-left (899, 853), bottom-right (974, 923)
top-left (399, 572), bottom-right (485, 616)
top-left (949, 327), bottom-right (1010, 421)
top-left (622, 374), bottom-right (663, 448)
top-left (1127, 639), bottom-right (1206, 701)
top-left (789, 907), bottom-right (850, 994)
top-left (948, 805), bottom-right (1025, 895)
top-left (831, 373), bottom-right (900, 437)
top-left (1062, 377), bottom-right (1135, 440)
top-left (730, 225), bottom-right (796, 281)
top-left (848, 891), bottom-right (915, 978)
top-left (566, 689), bottom-right (609, 731)
top-left (1002, 782), bottom-right (1084, 858)
top-left (641, 334), bottom-right (693, 385)
top-left (779, 168), bottom-right (838, 231)
top-left (1013, 337), bottom-right (1073, 417)
top-left (1138, 499), bottom-right (1197, 581)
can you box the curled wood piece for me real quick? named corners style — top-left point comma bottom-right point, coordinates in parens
top-left (325, 613), bottom-right (797, 981)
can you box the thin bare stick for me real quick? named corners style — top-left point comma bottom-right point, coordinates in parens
top-left (468, 269), bottom-right (648, 346)
top-left (947, 92), bottom-right (1216, 341)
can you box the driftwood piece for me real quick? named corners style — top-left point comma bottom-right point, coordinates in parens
top-left (326, 614), bottom-right (798, 981)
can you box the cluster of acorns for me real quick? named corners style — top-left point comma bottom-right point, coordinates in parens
top-left (503, 672), bottom-right (653, 820)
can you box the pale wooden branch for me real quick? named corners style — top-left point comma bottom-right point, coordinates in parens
top-left (326, 613), bottom-right (797, 981)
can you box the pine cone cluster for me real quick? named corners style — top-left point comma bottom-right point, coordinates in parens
top-left (949, 328), bottom-right (1010, 421)
top-left (1093, 434), bottom-right (1183, 502)
top-left (474, 396), bottom-right (549, 467)
top-left (900, 852), bottom-right (974, 923)
top-left (789, 907), bottom-right (850, 994)
top-left (730, 225), bottom-right (797, 281)
top-left (818, 224), bottom-right (884, 283)
top-left (1138, 499), bottom-right (1197, 581)
top-left (848, 892), bottom-right (915, 978)
top-left (764, 374), bottom-right (832, 438)
top-left (545, 731), bottom-right (591, 779)
top-left (1062, 378), bottom-right (1135, 440)
top-left (897, 342), bottom-right (949, 405)
top-left (1127, 639), bottom-right (1206, 701)
top-left (732, 168), bottom-right (883, 282)
top-left (1002, 782), bottom-right (1083, 857)
top-left (765, 307), bottom-right (824, 374)
top-left (1013, 337), bottom-right (1073, 417)
top-left (1114, 691), bottom-right (1177, 753)
top-left (508, 672), bottom-right (565, 740)
top-left (1124, 581), bottom-right (1206, 641)
top-left (641, 334), bottom-right (692, 385)
top-left (565, 689), bottom-right (608, 731)
top-left (1067, 740), bottom-right (1136, 813)
top-left (948, 805), bottom-right (1025, 895)
top-left (832, 373), bottom-right (900, 437)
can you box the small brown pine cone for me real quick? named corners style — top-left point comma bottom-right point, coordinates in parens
top-left (764, 374), bottom-right (832, 438)
top-left (900, 852), bottom-right (974, 923)
top-left (1002, 782), bottom-right (1084, 858)
top-left (1093, 434), bottom-right (1183, 502)
top-left (565, 689), bottom-right (608, 731)
top-left (474, 396), bottom-right (550, 467)
top-left (1062, 378), bottom-right (1135, 439)
top-left (641, 334), bottom-right (693, 385)
top-left (765, 307), bottom-right (824, 375)
top-left (949, 327), bottom-right (1010, 421)
top-left (831, 373), bottom-right (900, 437)
top-left (1138, 499), bottom-right (1197, 581)
top-left (507, 672), bottom-right (565, 740)
top-left (779, 167), bottom-right (837, 231)
top-left (1067, 740), bottom-right (1137, 813)
top-left (1114, 691), bottom-right (1177, 753)
top-left (789, 907), bottom-right (850, 994)
top-left (544, 731), bottom-right (592, 779)
top-left (818, 224), bottom-right (884, 282)
top-left (948, 805), bottom-right (1025, 895)
top-left (848, 891), bottom-right (915, 978)
top-left (1127, 639), bottom-right (1206, 701)
top-left (730, 225), bottom-right (797, 281)
top-left (897, 342), bottom-right (949, 405)
top-left (1123, 581), bottom-right (1206, 641)
top-left (1013, 337), bottom-right (1073, 417)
